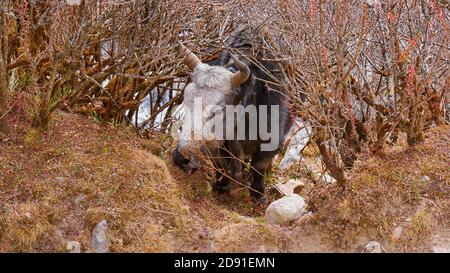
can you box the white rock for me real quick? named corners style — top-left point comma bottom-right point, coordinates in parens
top-left (74, 194), bottom-right (87, 208)
top-left (432, 245), bottom-right (450, 253)
top-left (55, 177), bottom-right (66, 183)
top-left (278, 120), bottom-right (311, 170)
top-left (274, 179), bottom-right (305, 195)
top-left (421, 176), bottom-right (431, 183)
top-left (366, 0), bottom-right (380, 6)
top-left (322, 173), bottom-right (336, 184)
top-left (92, 220), bottom-right (109, 253)
top-left (392, 226), bottom-right (404, 240)
top-left (363, 241), bottom-right (383, 253)
top-left (265, 194), bottom-right (307, 225)
top-left (431, 232), bottom-right (450, 253)
top-left (67, 0), bottom-right (81, 5)
top-left (66, 241), bottom-right (81, 253)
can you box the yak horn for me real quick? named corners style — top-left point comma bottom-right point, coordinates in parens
top-left (230, 53), bottom-right (250, 87)
top-left (176, 41), bottom-right (201, 71)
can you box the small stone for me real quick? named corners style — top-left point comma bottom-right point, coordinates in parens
top-left (92, 220), bottom-right (109, 253)
top-left (432, 245), bottom-right (450, 253)
top-left (278, 121), bottom-right (311, 170)
top-left (323, 174), bottom-right (336, 183)
top-left (265, 194), bottom-right (307, 225)
top-left (431, 232), bottom-right (450, 253)
top-left (274, 179), bottom-right (305, 195)
top-left (66, 241), bottom-right (81, 253)
top-left (392, 226), bottom-right (404, 240)
top-left (67, 0), bottom-right (81, 5)
top-left (421, 176), bottom-right (431, 183)
top-left (55, 177), bottom-right (66, 183)
top-left (74, 194), bottom-right (87, 208)
top-left (363, 241), bottom-right (383, 253)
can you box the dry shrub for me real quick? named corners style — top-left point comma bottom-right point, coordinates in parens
top-left (2, 0), bottom-right (447, 187)
top-left (1, 202), bottom-right (52, 252)
top-left (308, 126), bottom-right (449, 249)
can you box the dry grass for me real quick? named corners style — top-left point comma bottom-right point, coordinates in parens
top-left (0, 111), bottom-right (448, 252)
top-left (308, 126), bottom-right (450, 252)
top-left (0, 111), bottom-right (195, 252)
top-left (0, 111), bottom-right (288, 252)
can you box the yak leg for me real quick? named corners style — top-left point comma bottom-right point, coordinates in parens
top-left (250, 151), bottom-right (273, 203)
top-left (213, 157), bottom-right (244, 194)
top-left (213, 168), bottom-right (231, 194)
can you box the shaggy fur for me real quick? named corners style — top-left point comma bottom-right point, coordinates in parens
top-left (179, 63), bottom-right (236, 149)
top-left (173, 29), bottom-right (292, 202)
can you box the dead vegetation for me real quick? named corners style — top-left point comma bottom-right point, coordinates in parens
top-left (308, 126), bottom-right (449, 251)
top-left (1, 0), bottom-right (448, 186)
top-left (0, 110), bottom-right (192, 252)
top-left (0, 110), bottom-right (293, 252)
top-left (0, 111), bottom-right (448, 252)
top-left (0, 0), bottom-right (448, 253)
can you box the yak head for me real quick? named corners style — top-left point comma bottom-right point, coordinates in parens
top-left (172, 42), bottom-right (250, 171)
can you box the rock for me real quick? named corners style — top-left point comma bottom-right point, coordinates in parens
top-left (74, 194), bottom-right (87, 208)
top-left (431, 232), bottom-right (450, 253)
top-left (421, 176), bottom-right (431, 183)
top-left (55, 177), bottom-right (66, 183)
top-left (274, 179), bottom-right (305, 196)
top-left (265, 194), bottom-right (307, 225)
top-left (366, 0), bottom-right (380, 6)
top-left (432, 245), bottom-right (450, 253)
top-left (66, 241), bottom-right (81, 253)
top-left (24, 212), bottom-right (32, 219)
top-left (392, 226), bottom-right (404, 240)
top-left (323, 174), bottom-right (336, 183)
top-left (363, 241), bottom-right (383, 253)
top-left (278, 120), bottom-right (311, 170)
top-left (92, 220), bottom-right (109, 253)
top-left (67, 0), bottom-right (81, 5)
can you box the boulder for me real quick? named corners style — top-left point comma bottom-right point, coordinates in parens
top-left (363, 241), bottom-right (383, 253)
top-left (265, 194), bottom-right (307, 225)
top-left (92, 220), bottom-right (109, 253)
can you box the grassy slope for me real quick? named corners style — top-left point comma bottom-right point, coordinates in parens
top-left (0, 111), bottom-right (448, 252)
top-left (308, 125), bottom-right (449, 252)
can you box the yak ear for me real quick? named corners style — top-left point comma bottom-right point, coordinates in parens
top-left (176, 41), bottom-right (201, 71)
top-left (230, 54), bottom-right (250, 88)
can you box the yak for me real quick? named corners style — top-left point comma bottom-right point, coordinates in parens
top-left (172, 31), bottom-right (292, 204)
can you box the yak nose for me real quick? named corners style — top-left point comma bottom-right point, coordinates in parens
top-left (172, 144), bottom-right (199, 171)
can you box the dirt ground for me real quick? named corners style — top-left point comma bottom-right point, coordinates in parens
top-left (0, 111), bottom-right (448, 252)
